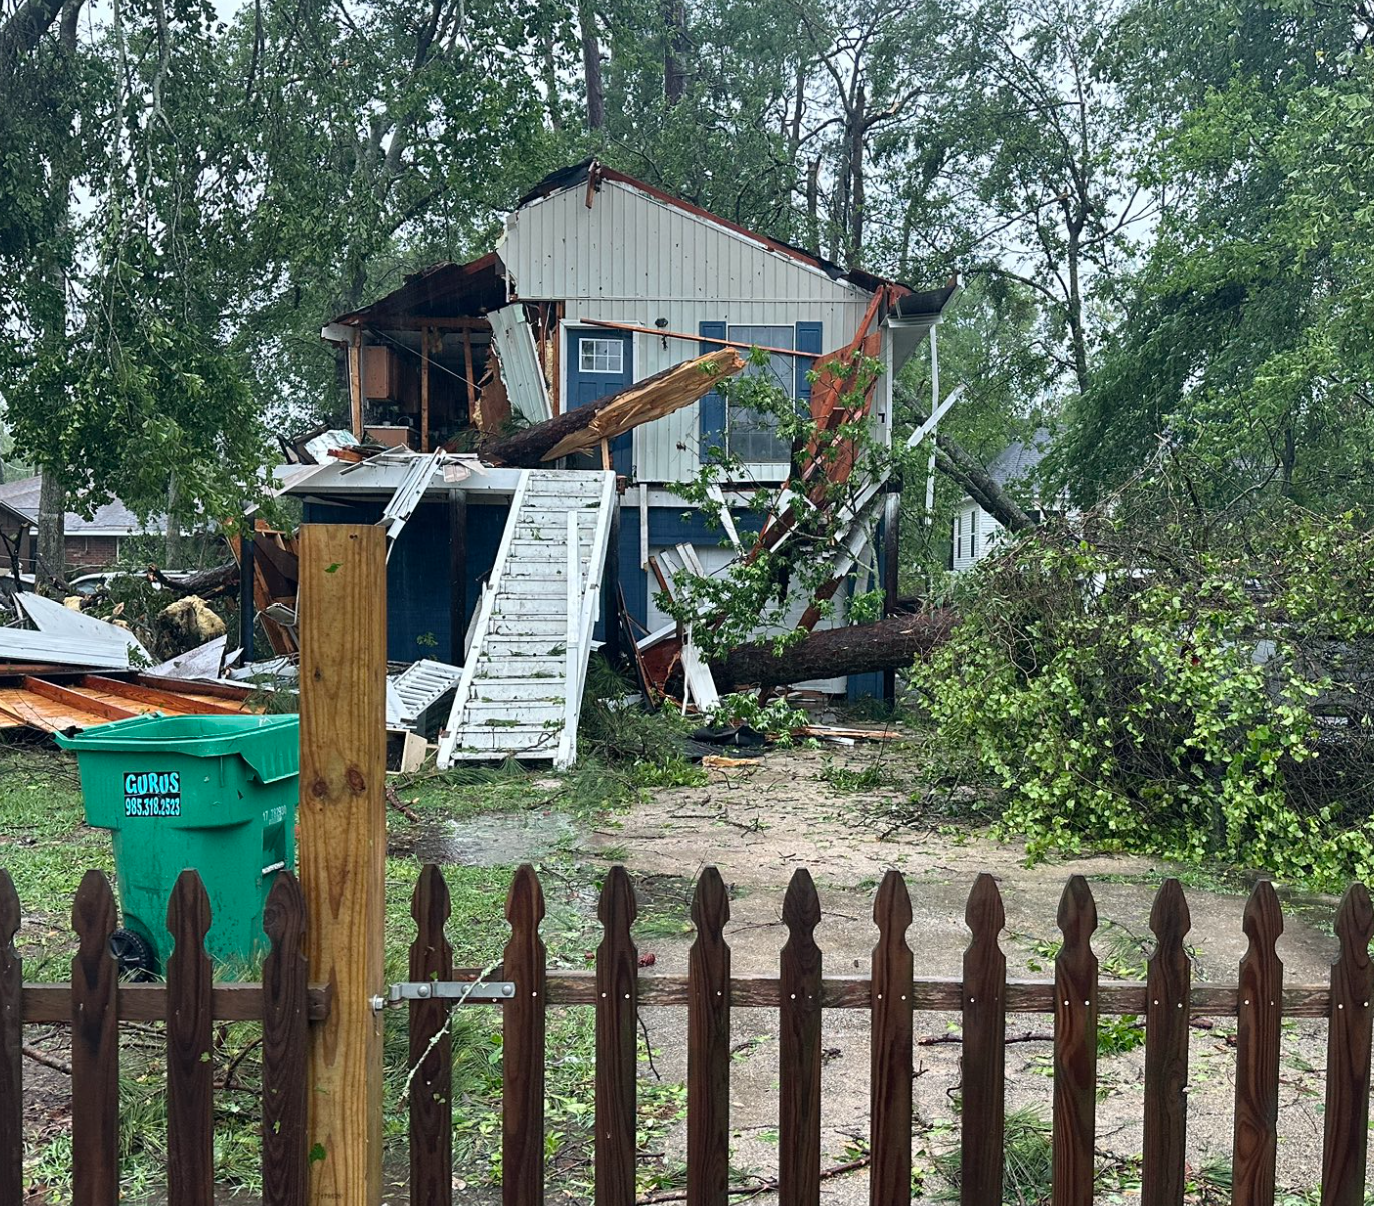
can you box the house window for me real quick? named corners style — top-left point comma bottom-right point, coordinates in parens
top-left (579, 337), bottom-right (624, 374)
top-left (726, 324), bottom-right (794, 463)
top-left (969, 513), bottom-right (978, 557)
top-left (955, 515), bottom-right (963, 560)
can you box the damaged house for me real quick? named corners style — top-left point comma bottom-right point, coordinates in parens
top-left (280, 161), bottom-right (954, 766)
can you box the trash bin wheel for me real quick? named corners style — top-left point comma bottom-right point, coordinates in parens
top-left (109, 928), bottom-right (157, 980)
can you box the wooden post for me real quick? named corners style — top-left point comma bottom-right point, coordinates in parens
top-left (239, 521), bottom-right (255, 663)
top-left (449, 491), bottom-right (467, 665)
top-left (603, 500), bottom-right (621, 668)
top-left (349, 333), bottom-right (364, 440)
top-left (462, 329), bottom-right (478, 423)
top-left (299, 524), bottom-right (387, 1206)
top-left (880, 492), bottom-right (899, 708)
top-left (420, 326), bottom-right (431, 454)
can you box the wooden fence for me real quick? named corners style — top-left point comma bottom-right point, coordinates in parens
top-left (4, 862), bottom-right (1373, 1206)
top-left (406, 864), bottom-right (1373, 1206)
top-left (0, 866), bottom-right (326, 1206)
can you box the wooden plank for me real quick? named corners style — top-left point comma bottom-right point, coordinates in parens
top-left (1053, 875), bottom-right (1098, 1206)
top-left (1321, 883), bottom-right (1374, 1206)
top-left (238, 521), bottom-right (256, 661)
top-left (0, 870), bottom-right (21, 1206)
top-left (409, 865), bottom-right (454, 1206)
top-left (779, 868), bottom-right (823, 1206)
top-left (1142, 880), bottom-right (1191, 1206)
top-left (22, 981), bottom-right (330, 1023)
top-left (503, 864), bottom-right (547, 1206)
top-left (23, 676), bottom-right (137, 722)
top-left (137, 673), bottom-right (254, 702)
top-left (262, 872), bottom-right (310, 1206)
top-left (80, 675), bottom-right (241, 715)
top-left (595, 867), bottom-right (638, 1206)
top-left (1233, 881), bottom-right (1284, 1206)
top-left (449, 491), bottom-right (467, 666)
top-left (166, 871), bottom-right (214, 1206)
top-left (961, 872), bottom-right (1006, 1206)
top-left (298, 523), bottom-right (388, 1206)
top-left (349, 332), bottom-right (364, 438)
top-left (528, 973), bottom-right (1337, 1015)
top-left (869, 871), bottom-right (913, 1206)
top-left (71, 871), bottom-right (119, 1206)
top-left (687, 867), bottom-right (731, 1206)
top-left (462, 328), bottom-right (478, 420)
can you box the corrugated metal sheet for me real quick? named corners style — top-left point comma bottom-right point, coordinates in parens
top-left (487, 304), bottom-right (552, 423)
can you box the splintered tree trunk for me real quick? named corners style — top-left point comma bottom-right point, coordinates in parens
top-left (709, 610), bottom-right (956, 691)
top-left (36, 472), bottom-right (65, 586)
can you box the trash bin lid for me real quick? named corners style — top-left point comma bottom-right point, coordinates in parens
top-left (55, 713), bottom-right (299, 784)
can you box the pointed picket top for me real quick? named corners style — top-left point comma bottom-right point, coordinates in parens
top-left (72, 870), bottom-right (117, 961)
top-left (965, 872), bottom-right (1006, 953)
top-left (1240, 879), bottom-right (1284, 968)
top-left (873, 869), bottom-right (913, 937)
top-left (1057, 875), bottom-right (1098, 953)
top-left (1332, 883), bottom-right (1374, 974)
top-left (691, 866), bottom-right (730, 943)
top-left (505, 863), bottom-right (546, 930)
top-left (599, 864), bottom-right (638, 930)
top-left (1148, 878), bottom-right (1191, 964)
top-left (0, 868), bottom-right (17, 955)
top-left (413, 863), bottom-right (453, 930)
top-left (263, 869), bottom-right (306, 951)
top-left (167, 869), bottom-right (212, 948)
top-left (783, 867), bottom-right (821, 937)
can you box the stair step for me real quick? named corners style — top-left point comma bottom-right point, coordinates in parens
top-left (473, 657), bottom-right (565, 678)
top-left (447, 724), bottom-right (565, 755)
top-left (463, 700), bottom-right (564, 724)
top-left (483, 641), bottom-right (571, 660)
top-left (469, 679), bottom-right (570, 702)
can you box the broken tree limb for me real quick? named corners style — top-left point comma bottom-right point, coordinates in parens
top-left (148, 560), bottom-right (240, 598)
top-left (708, 609), bottom-right (956, 691)
top-left (479, 349), bottom-right (745, 467)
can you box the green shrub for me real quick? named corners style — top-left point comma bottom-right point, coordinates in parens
top-left (911, 511), bottom-right (1374, 890)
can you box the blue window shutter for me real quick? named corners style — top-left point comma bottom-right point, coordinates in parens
top-left (795, 321), bottom-right (823, 408)
top-left (699, 321), bottom-right (727, 462)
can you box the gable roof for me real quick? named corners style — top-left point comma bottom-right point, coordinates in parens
top-left (0, 475), bottom-right (166, 536)
top-left (984, 427), bottom-right (1053, 488)
top-left (517, 159), bottom-right (914, 298)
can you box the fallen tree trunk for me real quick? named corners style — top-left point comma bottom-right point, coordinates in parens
top-left (480, 348), bottom-right (743, 467)
top-left (148, 560), bottom-right (240, 598)
top-left (709, 609), bottom-right (957, 691)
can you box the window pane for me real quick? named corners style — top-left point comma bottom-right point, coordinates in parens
top-left (579, 338), bottom-right (623, 374)
top-left (726, 325), bottom-right (794, 463)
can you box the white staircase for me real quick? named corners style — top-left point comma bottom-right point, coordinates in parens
top-left (436, 469), bottom-right (618, 769)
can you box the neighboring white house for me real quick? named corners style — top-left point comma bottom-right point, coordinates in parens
top-left (952, 428), bottom-right (1056, 572)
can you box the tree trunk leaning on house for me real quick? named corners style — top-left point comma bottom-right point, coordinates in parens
top-left (709, 609), bottom-right (957, 692)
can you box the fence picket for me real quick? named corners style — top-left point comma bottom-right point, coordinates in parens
top-left (687, 867), bottom-right (731, 1206)
top-left (1233, 881), bottom-right (1284, 1206)
top-left (869, 870), bottom-right (913, 1206)
top-left (1142, 879), bottom-right (1191, 1206)
top-left (410, 865), bottom-right (454, 1206)
top-left (262, 871), bottom-right (309, 1206)
top-left (71, 870), bottom-right (119, 1206)
top-left (504, 864), bottom-right (547, 1206)
top-left (167, 871), bottom-right (214, 1206)
top-left (1053, 876), bottom-right (1098, 1206)
top-left (780, 868), bottom-right (823, 1206)
top-left (961, 872), bottom-right (1006, 1206)
top-left (595, 867), bottom-right (638, 1206)
top-left (1320, 884), bottom-right (1374, 1206)
top-left (1, 870), bottom-right (20, 1206)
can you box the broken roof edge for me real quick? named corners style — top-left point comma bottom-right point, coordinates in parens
top-left (328, 251), bottom-right (509, 328)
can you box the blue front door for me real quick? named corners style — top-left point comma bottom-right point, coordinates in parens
top-left (567, 329), bottom-right (633, 476)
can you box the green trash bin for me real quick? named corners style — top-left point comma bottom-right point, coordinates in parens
top-left (55, 713), bottom-right (299, 976)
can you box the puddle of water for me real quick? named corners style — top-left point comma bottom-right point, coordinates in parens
top-left (412, 809), bottom-right (579, 866)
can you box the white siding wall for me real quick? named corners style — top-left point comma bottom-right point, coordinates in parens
top-left (951, 502), bottom-right (1009, 572)
top-left (500, 179), bottom-right (880, 485)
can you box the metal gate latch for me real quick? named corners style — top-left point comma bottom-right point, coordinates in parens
top-left (374, 980), bottom-right (516, 1010)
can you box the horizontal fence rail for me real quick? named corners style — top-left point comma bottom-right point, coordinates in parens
top-left (396, 864), bottom-right (1372, 1206)
top-left (1, 867), bottom-right (321, 1206)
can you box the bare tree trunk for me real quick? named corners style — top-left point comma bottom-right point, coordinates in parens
top-left (164, 471), bottom-right (183, 568)
top-left (848, 86), bottom-right (865, 265)
top-left (805, 159), bottom-right (821, 256)
top-left (36, 471), bottom-right (65, 585)
top-left (541, 34), bottom-right (563, 130)
top-left (710, 610), bottom-right (956, 690)
top-left (578, 0), bottom-right (604, 130)
top-left (662, 0), bottom-right (687, 104)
